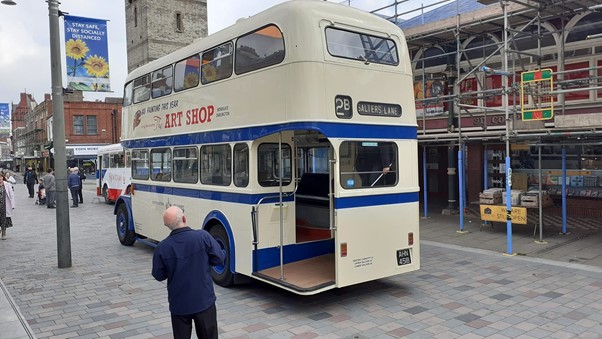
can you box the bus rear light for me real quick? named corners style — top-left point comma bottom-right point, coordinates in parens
top-left (408, 232), bottom-right (414, 246)
top-left (340, 243), bottom-right (347, 257)
top-left (131, 183), bottom-right (135, 195)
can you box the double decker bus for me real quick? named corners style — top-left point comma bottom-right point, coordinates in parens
top-left (115, 0), bottom-right (419, 295)
top-left (96, 144), bottom-right (131, 204)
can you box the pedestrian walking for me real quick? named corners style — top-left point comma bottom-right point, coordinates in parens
top-left (67, 168), bottom-right (80, 208)
top-left (0, 173), bottom-right (16, 240)
top-left (152, 206), bottom-right (225, 339)
top-left (23, 167), bottom-right (37, 198)
top-left (43, 168), bottom-right (56, 208)
top-left (75, 167), bottom-right (86, 204)
top-left (5, 172), bottom-right (16, 189)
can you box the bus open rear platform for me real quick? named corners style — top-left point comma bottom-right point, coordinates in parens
top-left (254, 253), bottom-right (335, 292)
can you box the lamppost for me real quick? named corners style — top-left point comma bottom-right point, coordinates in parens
top-left (3, 0), bottom-right (72, 268)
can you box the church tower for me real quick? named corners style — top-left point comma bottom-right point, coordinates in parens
top-left (125, 0), bottom-right (208, 73)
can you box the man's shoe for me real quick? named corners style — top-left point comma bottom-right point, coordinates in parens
top-left (79, 201), bottom-right (83, 204)
top-left (1, 235), bottom-right (6, 240)
top-left (70, 205), bottom-right (78, 208)
top-left (47, 206), bottom-right (56, 209)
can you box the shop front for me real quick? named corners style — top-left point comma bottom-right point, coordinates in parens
top-left (65, 145), bottom-right (102, 174)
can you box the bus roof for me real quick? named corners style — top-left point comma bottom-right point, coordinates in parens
top-left (126, 0), bottom-right (404, 82)
top-left (97, 143), bottom-right (124, 154)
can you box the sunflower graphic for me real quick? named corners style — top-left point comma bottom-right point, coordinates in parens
top-left (84, 55), bottom-right (110, 77)
top-left (183, 72), bottom-right (199, 89)
top-left (65, 38), bottom-right (90, 77)
top-left (65, 38), bottom-right (89, 60)
top-left (202, 64), bottom-right (217, 83)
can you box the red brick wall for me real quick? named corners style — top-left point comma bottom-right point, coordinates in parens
top-left (64, 101), bottom-right (122, 145)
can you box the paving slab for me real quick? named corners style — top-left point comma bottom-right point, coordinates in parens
top-left (0, 180), bottom-right (601, 338)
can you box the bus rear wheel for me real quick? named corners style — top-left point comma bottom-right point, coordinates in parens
top-left (116, 204), bottom-right (136, 246)
top-left (102, 185), bottom-right (110, 204)
top-left (209, 225), bottom-right (234, 287)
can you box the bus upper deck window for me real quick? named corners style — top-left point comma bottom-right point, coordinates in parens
top-left (152, 66), bottom-right (173, 98)
top-left (174, 54), bottom-right (200, 92)
top-left (235, 24), bottom-right (285, 75)
top-left (325, 27), bottom-right (399, 66)
top-left (202, 42), bottom-right (233, 84)
top-left (123, 81), bottom-right (133, 106)
top-left (133, 75), bottom-right (151, 103)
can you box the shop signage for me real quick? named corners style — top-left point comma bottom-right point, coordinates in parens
top-left (68, 145), bottom-right (101, 156)
top-left (479, 205), bottom-right (527, 224)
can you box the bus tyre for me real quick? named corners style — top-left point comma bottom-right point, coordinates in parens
top-left (102, 185), bottom-right (110, 204)
top-left (116, 204), bottom-right (136, 246)
top-left (209, 226), bottom-right (234, 287)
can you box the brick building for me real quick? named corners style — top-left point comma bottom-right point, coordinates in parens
top-left (12, 91), bottom-right (122, 174)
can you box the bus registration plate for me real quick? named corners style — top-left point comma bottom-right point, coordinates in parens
top-left (397, 249), bottom-right (411, 266)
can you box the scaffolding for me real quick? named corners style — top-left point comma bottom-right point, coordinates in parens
top-left (354, 0), bottom-right (602, 252)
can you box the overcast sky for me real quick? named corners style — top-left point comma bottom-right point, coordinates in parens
top-left (0, 0), bottom-right (436, 105)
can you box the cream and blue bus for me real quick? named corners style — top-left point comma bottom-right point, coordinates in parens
top-left (115, 0), bottom-right (419, 295)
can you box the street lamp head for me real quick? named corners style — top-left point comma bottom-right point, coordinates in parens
top-left (1, 0), bottom-right (17, 5)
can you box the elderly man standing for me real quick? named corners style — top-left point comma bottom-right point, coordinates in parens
top-left (152, 206), bottom-right (225, 339)
top-left (43, 168), bottom-right (56, 208)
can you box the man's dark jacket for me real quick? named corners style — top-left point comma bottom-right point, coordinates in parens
top-left (152, 227), bottom-right (225, 315)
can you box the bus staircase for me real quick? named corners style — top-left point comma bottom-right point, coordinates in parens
top-left (251, 173), bottom-right (336, 293)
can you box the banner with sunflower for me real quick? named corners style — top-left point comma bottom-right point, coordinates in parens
top-left (0, 103), bottom-right (9, 139)
top-left (64, 15), bottom-right (111, 92)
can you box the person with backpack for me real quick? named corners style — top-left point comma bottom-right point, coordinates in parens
top-left (23, 167), bottom-right (38, 198)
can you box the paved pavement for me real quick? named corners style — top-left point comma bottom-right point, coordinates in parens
top-left (0, 177), bottom-right (601, 338)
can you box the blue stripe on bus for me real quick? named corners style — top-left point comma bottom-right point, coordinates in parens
top-left (254, 238), bottom-right (335, 271)
top-left (335, 192), bottom-right (419, 209)
top-left (135, 184), bottom-right (295, 204)
top-left (121, 122), bottom-right (417, 148)
top-left (134, 184), bottom-right (418, 207)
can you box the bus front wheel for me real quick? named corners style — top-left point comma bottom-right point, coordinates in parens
top-left (116, 204), bottom-right (136, 246)
top-left (209, 225), bottom-right (234, 287)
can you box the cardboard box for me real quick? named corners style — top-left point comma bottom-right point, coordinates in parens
top-left (502, 190), bottom-right (523, 206)
top-left (479, 197), bottom-right (501, 205)
top-left (512, 173), bottom-right (528, 191)
top-left (521, 191), bottom-right (553, 208)
top-left (480, 188), bottom-right (503, 204)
